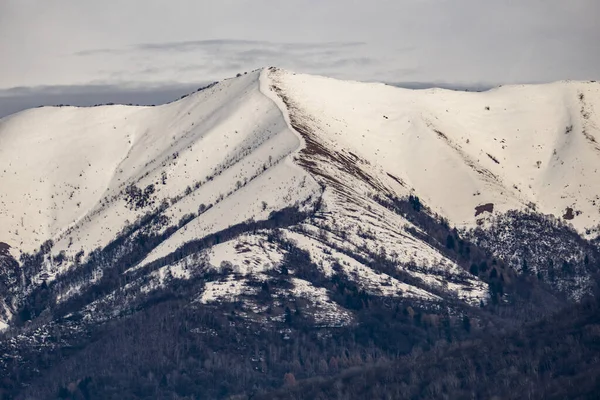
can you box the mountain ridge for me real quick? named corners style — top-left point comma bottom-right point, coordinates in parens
top-left (1, 68), bottom-right (600, 399)
top-left (1, 68), bottom-right (599, 331)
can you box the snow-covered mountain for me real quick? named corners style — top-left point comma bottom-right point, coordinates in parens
top-left (0, 68), bottom-right (599, 332)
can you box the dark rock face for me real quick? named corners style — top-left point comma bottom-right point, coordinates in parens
top-left (475, 203), bottom-right (494, 216)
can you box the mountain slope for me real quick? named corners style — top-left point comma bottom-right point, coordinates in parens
top-left (1, 69), bottom-right (600, 399)
top-left (270, 69), bottom-right (600, 233)
top-left (0, 70), bottom-right (318, 264)
top-left (0, 70), bottom-right (599, 331)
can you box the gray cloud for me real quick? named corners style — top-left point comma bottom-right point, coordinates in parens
top-left (73, 40), bottom-right (367, 56)
top-left (0, 77), bottom-right (502, 120)
top-left (0, 83), bottom-right (208, 118)
top-left (0, 0), bottom-right (598, 116)
top-left (0, 77), bottom-right (507, 120)
top-left (137, 39), bottom-right (366, 52)
top-left (66, 39), bottom-right (416, 87)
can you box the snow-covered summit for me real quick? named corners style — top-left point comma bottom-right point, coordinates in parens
top-left (271, 70), bottom-right (600, 233)
top-left (1, 68), bottom-right (599, 329)
top-left (0, 69), bottom-right (316, 259)
top-left (2, 69), bottom-right (598, 256)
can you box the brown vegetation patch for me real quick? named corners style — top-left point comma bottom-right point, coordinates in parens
top-left (433, 129), bottom-right (448, 140)
top-left (577, 91), bottom-right (600, 150)
top-left (270, 79), bottom-right (390, 196)
top-left (347, 152), bottom-right (360, 161)
top-left (563, 207), bottom-right (575, 220)
top-left (487, 153), bottom-right (500, 164)
top-left (386, 173), bottom-right (406, 187)
top-left (425, 120), bottom-right (502, 185)
top-left (234, 243), bottom-right (252, 254)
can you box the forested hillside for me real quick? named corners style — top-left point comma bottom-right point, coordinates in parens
top-left (257, 295), bottom-right (600, 400)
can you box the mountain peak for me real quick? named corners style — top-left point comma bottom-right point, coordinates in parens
top-left (0, 66), bottom-right (599, 331)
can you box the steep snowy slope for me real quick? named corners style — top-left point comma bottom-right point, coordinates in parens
top-left (133, 68), bottom-right (488, 308)
top-left (0, 68), bottom-right (599, 331)
top-left (0, 70), bottom-right (320, 273)
top-left (269, 70), bottom-right (600, 234)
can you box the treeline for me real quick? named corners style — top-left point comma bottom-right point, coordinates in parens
top-left (255, 296), bottom-right (600, 400)
top-left (2, 238), bottom-right (487, 400)
top-left (12, 203), bottom-right (315, 328)
top-left (3, 192), bottom-right (600, 399)
top-left (3, 270), bottom-right (482, 399)
top-left (374, 195), bottom-right (578, 318)
top-left (471, 209), bottom-right (600, 301)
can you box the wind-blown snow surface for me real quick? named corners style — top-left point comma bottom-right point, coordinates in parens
top-left (269, 70), bottom-right (600, 234)
top-left (1, 68), bottom-right (599, 329)
top-left (0, 70), bottom-right (319, 270)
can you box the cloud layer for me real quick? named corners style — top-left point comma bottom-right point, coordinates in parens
top-left (0, 0), bottom-right (598, 116)
top-left (0, 83), bottom-right (207, 118)
top-left (68, 39), bottom-right (398, 85)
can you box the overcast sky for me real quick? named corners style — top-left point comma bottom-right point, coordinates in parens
top-left (0, 0), bottom-right (598, 116)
